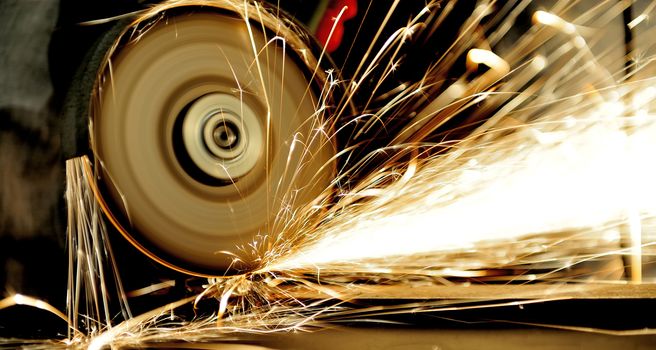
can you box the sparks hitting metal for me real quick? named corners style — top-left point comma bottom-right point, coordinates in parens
top-left (260, 1), bottom-right (656, 281)
top-left (269, 94), bottom-right (656, 275)
top-left (3, 0), bottom-right (656, 348)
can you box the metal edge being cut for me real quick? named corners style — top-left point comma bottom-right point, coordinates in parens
top-left (88, 1), bottom-right (337, 277)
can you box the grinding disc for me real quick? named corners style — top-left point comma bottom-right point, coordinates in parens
top-left (92, 7), bottom-right (334, 275)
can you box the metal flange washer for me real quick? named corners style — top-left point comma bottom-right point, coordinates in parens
top-left (89, 4), bottom-right (334, 275)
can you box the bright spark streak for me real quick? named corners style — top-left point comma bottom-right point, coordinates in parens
top-left (628, 14), bottom-right (648, 29)
top-left (533, 11), bottom-right (576, 34)
top-left (271, 105), bottom-right (656, 269)
top-left (467, 48), bottom-right (511, 74)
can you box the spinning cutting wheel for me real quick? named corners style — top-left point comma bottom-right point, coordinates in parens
top-left (91, 7), bottom-right (334, 275)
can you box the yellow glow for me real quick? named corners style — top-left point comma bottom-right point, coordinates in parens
top-left (0, 294), bottom-right (74, 331)
top-left (533, 11), bottom-right (576, 34)
top-left (532, 55), bottom-right (547, 71)
top-left (628, 14), bottom-right (648, 29)
top-left (271, 101), bottom-right (656, 270)
top-left (467, 48), bottom-right (510, 74)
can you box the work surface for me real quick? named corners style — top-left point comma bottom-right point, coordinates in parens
top-left (129, 328), bottom-right (656, 350)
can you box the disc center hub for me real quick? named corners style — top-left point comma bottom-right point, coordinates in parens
top-left (213, 122), bottom-right (239, 149)
top-left (181, 93), bottom-right (263, 182)
top-left (202, 111), bottom-right (246, 160)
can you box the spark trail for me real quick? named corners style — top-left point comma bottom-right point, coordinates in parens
top-left (270, 95), bottom-right (656, 274)
top-left (259, 1), bottom-right (656, 283)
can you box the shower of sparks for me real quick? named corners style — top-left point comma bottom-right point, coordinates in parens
top-left (4, 0), bottom-right (656, 348)
top-left (269, 112), bottom-right (656, 271)
top-left (260, 0), bottom-right (656, 284)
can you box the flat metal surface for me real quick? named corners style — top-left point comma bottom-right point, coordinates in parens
top-left (138, 328), bottom-right (656, 349)
top-left (281, 283), bottom-right (656, 300)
